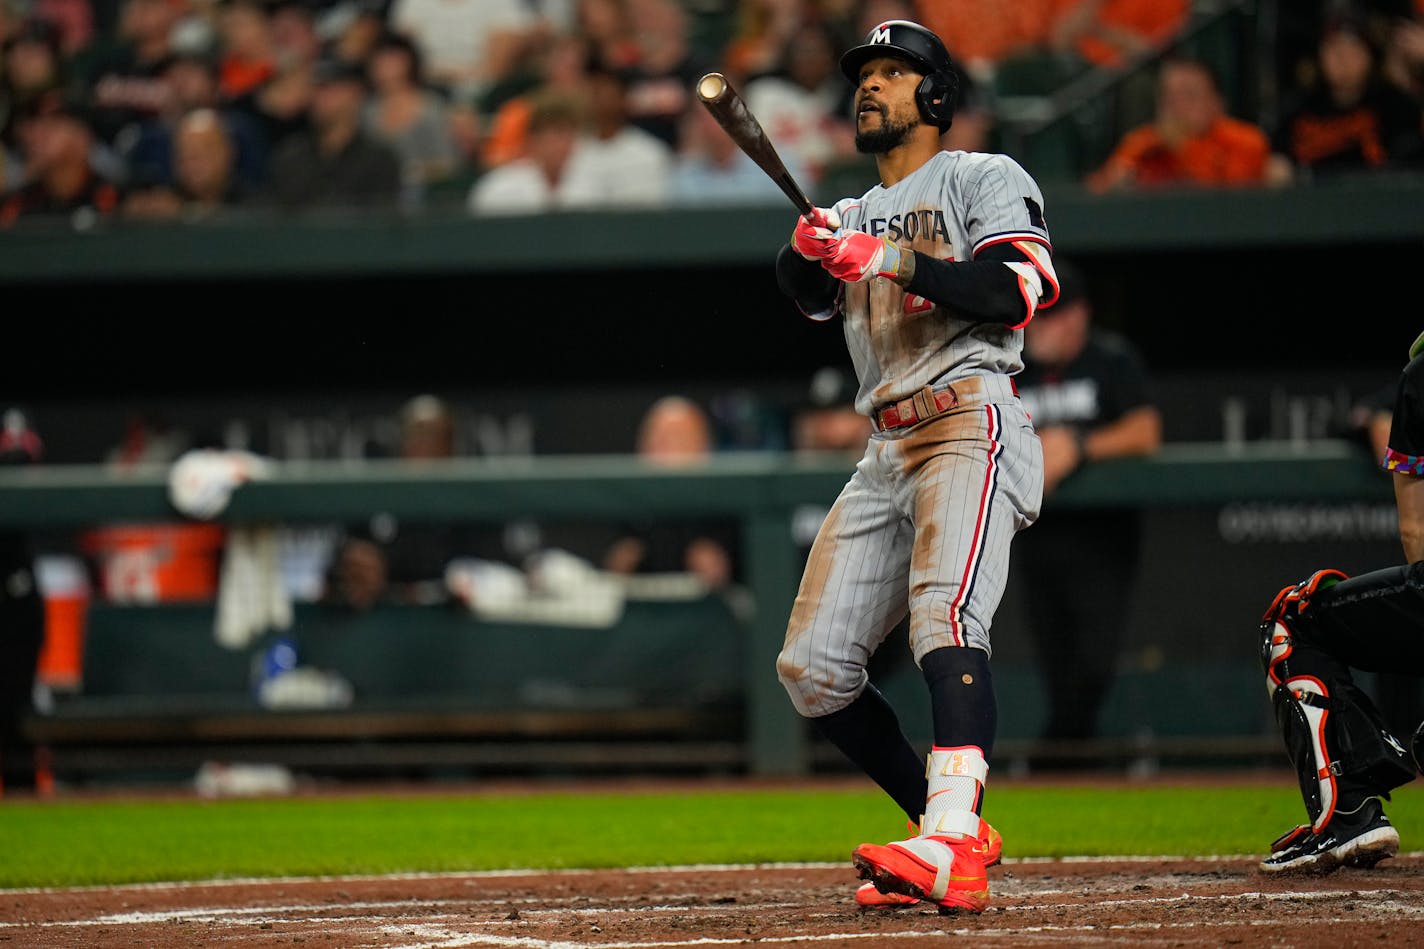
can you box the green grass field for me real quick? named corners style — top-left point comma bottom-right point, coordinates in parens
top-left (3, 780), bottom-right (1420, 889)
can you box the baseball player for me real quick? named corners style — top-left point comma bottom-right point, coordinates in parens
top-left (773, 20), bottom-right (1056, 913)
top-left (1257, 330), bottom-right (1424, 874)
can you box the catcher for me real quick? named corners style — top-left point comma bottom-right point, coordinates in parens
top-left (1258, 329), bottom-right (1424, 873)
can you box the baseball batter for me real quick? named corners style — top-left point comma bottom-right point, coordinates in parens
top-left (773, 20), bottom-right (1057, 914)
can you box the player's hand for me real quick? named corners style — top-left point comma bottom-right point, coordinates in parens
top-left (791, 207), bottom-right (841, 260)
top-left (1038, 425), bottom-right (1084, 495)
top-left (823, 230), bottom-right (902, 283)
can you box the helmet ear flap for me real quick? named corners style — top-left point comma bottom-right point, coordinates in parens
top-left (916, 70), bottom-right (957, 131)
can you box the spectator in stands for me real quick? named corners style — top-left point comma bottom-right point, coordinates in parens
top-left (1010, 259), bottom-right (1162, 764)
top-left (83, 0), bottom-right (192, 146)
top-left (362, 30), bottom-right (457, 207)
top-left (121, 48), bottom-right (269, 194)
top-left (479, 30), bottom-right (590, 171)
top-left (325, 0), bottom-right (385, 70)
top-left (574, 0), bottom-right (641, 75)
top-left (742, 19), bottom-right (854, 186)
top-left (466, 86), bottom-right (585, 215)
top-left (558, 58), bottom-right (671, 208)
top-left (669, 86), bottom-right (811, 206)
top-left (1381, 6), bottom-right (1424, 106)
top-left (122, 106), bottom-right (250, 218)
top-left (622, 0), bottom-right (713, 150)
top-left (1266, 11), bottom-right (1424, 186)
top-left (387, 0), bottom-right (535, 104)
top-left (721, 0), bottom-right (808, 86)
top-left (268, 0), bottom-right (321, 75)
top-left (237, 0), bottom-right (322, 149)
top-left (215, 0), bottom-right (276, 111)
top-left (0, 406), bottom-right (46, 796)
top-left (1, 19), bottom-right (68, 151)
top-left (31, 0), bottom-right (93, 59)
top-left (245, 50), bottom-right (314, 153)
top-left (0, 0), bottom-right (17, 46)
top-left (262, 54), bottom-right (401, 211)
top-left (1084, 56), bottom-right (1270, 192)
top-left (914, 0), bottom-right (1056, 88)
top-left (0, 96), bottom-right (122, 225)
top-left (601, 395), bottom-right (740, 592)
top-left (1048, 0), bottom-right (1193, 72)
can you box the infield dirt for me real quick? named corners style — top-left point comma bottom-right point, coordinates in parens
top-left (5, 774), bottom-right (1424, 948)
top-left (5, 852), bottom-right (1423, 947)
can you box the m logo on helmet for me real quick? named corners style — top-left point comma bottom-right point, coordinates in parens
top-left (871, 25), bottom-right (892, 44)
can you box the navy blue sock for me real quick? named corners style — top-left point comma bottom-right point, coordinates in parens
top-left (921, 646), bottom-right (997, 759)
top-left (811, 684), bottom-right (927, 823)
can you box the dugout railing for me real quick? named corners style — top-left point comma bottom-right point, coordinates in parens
top-left (1, 440), bottom-right (1393, 780)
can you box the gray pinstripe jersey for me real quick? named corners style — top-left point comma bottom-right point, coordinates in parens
top-left (829, 150), bottom-right (1052, 417)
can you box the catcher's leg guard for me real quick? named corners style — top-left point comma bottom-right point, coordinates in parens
top-left (1261, 570), bottom-right (1418, 833)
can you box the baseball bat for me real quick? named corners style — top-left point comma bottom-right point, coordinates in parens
top-left (695, 72), bottom-right (815, 218)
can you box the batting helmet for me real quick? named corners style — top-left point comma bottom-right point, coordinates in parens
top-left (839, 19), bottom-right (959, 132)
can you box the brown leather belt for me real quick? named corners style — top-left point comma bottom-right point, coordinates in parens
top-left (873, 384), bottom-right (960, 432)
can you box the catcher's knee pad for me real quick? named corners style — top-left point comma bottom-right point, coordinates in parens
top-left (1261, 569), bottom-right (1417, 830)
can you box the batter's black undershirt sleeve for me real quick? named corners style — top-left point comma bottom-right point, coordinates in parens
top-left (776, 243), bottom-right (839, 315)
top-left (905, 242), bottom-right (1041, 325)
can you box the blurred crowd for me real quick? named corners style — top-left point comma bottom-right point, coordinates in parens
top-left (0, 0), bottom-right (1422, 226)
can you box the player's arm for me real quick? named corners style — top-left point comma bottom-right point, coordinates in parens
top-left (1386, 350), bottom-right (1424, 561)
top-left (776, 241), bottom-right (841, 321)
top-left (1395, 473), bottom-right (1424, 563)
top-left (895, 242), bottom-right (1053, 328)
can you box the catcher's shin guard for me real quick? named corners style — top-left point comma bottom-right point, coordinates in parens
top-left (1261, 570), bottom-right (1417, 832)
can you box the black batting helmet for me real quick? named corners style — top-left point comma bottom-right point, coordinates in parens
top-left (839, 19), bottom-right (958, 132)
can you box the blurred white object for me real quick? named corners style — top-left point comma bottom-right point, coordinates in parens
top-left (276, 526), bottom-right (339, 603)
top-left (445, 558), bottom-right (529, 612)
top-left (216, 526), bottom-right (293, 650)
top-left (256, 666), bottom-right (354, 710)
top-left (618, 572), bottom-right (709, 601)
top-left (167, 449), bottom-right (273, 520)
top-left (194, 761), bottom-right (296, 798)
top-left (445, 550), bottom-right (625, 628)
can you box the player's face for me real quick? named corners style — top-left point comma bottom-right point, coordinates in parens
top-left (852, 55), bottom-right (923, 154)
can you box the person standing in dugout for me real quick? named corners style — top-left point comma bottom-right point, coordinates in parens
top-left (1011, 258), bottom-right (1163, 762)
top-left (0, 407), bottom-right (46, 795)
top-left (1256, 330), bottom-right (1424, 874)
top-left (773, 19), bottom-right (1057, 913)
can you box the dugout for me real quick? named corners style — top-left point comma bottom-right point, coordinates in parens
top-left (2, 443), bottom-right (1396, 784)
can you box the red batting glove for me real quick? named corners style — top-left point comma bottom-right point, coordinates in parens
top-left (790, 207), bottom-right (842, 261)
top-left (823, 231), bottom-right (902, 283)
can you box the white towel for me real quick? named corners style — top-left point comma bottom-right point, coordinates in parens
top-left (165, 449), bottom-right (291, 650)
top-left (215, 524), bottom-right (294, 650)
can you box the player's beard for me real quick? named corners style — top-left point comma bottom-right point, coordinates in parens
top-left (855, 111), bottom-right (917, 154)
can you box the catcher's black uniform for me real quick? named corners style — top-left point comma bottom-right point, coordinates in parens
top-left (1257, 339), bottom-right (1424, 873)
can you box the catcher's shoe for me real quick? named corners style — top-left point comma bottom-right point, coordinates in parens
top-left (854, 819), bottom-right (1001, 908)
top-left (852, 832), bottom-right (992, 914)
top-left (1259, 798), bottom-right (1399, 874)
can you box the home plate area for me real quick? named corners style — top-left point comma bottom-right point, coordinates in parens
top-left (4, 855), bottom-right (1424, 948)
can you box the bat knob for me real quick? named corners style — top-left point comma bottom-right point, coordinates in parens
top-left (697, 73), bottom-right (728, 103)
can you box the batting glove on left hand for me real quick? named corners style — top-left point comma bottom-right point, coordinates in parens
top-left (823, 231), bottom-right (903, 283)
top-left (791, 207), bottom-right (842, 261)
